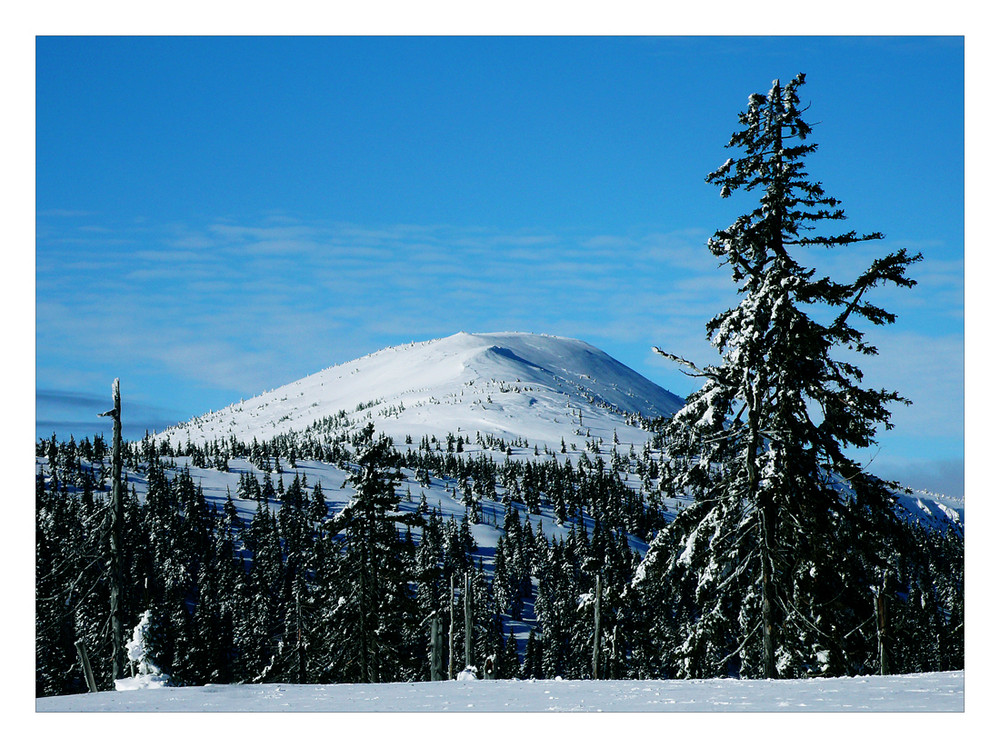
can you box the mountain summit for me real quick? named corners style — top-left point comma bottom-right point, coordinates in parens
top-left (158, 332), bottom-right (685, 449)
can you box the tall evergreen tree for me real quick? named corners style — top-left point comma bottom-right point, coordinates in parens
top-left (641, 74), bottom-right (923, 678)
top-left (203, 493), bottom-right (247, 682)
top-left (240, 499), bottom-right (285, 681)
top-left (324, 423), bottom-right (418, 682)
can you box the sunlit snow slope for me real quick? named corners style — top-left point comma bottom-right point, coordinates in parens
top-left (157, 332), bottom-right (685, 450)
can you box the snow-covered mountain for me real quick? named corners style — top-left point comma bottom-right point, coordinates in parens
top-left (157, 332), bottom-right (686, 450)
top-left (151, 330), bottom-right (963, 528)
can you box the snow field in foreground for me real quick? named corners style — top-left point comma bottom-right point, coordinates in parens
top-left (37, 670), bottom-right (963, 712)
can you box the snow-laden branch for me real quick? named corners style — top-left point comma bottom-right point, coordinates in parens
top-left (652, 347), bottom-right (710, 378)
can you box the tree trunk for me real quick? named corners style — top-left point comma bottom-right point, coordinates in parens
top-left (296, 583), bottom-right (306, 684)
top-left (877, 568), bottom-right (890, 675)
top-left (430, 614), bottom-right (444, 681)
top-left (448, 575), bottom-right (455, 679)
top-left (76, 639), bottom-right (98, 693)
top-left (592, 573), bottom-right (602, 680)
top-left (760, 499), bottom-right (778, 679)
top-left (464, 572), bottom-right (472, 669)
top-left (747, 387), bottom-right (777, 679)
top-left (758, 103), bottom-right (784, 678)
top-left (100, 379), bottom-right (125, 684)
top-left (358, 528), bottom-right (371, 683)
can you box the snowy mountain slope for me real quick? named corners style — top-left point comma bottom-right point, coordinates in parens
top-left (48, 330), bottom-right (962, 547)
top-left (155, 332), bottom-right (685, 451)
top-left (895, 488), bottom-right (965, 531)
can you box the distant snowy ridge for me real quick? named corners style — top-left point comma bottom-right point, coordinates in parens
top-left (896, 488), bottom-right (964, 532)
top-left (155, 332), bottom-right (686, 449)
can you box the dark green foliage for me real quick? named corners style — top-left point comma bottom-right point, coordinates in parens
top-left (638, 74), bottom-right (953, 679)
top-left (321, 423), bottom-right (420, 682)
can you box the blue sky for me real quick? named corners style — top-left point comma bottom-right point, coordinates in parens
top-left (35, 36), bottom-right (964, 495)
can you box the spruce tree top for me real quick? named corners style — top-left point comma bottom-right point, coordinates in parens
top-left (663, 73), bottom-right (922, 473)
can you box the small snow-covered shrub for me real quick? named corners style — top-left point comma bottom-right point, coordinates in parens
top-left (114, 610), bottom-right (170, 691)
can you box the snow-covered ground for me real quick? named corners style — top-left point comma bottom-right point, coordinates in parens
top-left (36, 671), bottom-right (963, 712)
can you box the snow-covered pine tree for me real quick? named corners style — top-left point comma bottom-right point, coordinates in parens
top-left (206, 492), bottom-right (248, 681)
top-left (276, 474), bottom-right (311, 683)
top-left (640, 73), bottom-right (922, 679)
top-left (521, 628), bottom-right (543, 680)
top-left (239, 498), bottom-right (285, 681)
top-left (324, 422), bottom-right (419, 683)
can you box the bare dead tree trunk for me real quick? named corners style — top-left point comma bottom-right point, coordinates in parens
top-left (75, 639), bottom-right (98, 693)
top-left (448, 575), bottom-right (455, 680)
top-left (99, 378), bottom-right (125, 684)
top-left (877, 568), bottom-right (890, 675)
top-left (592, 572), bottom-right (602, 680)
top-left (430, 614), bottom-right (444, 681)
top-left (464, 572), bottom-right (472, 669)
